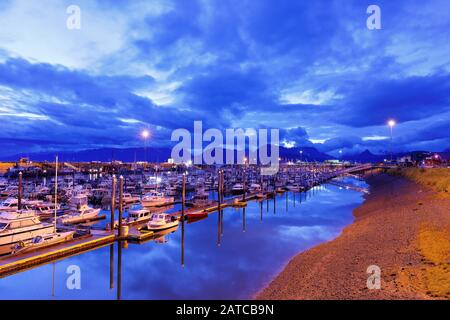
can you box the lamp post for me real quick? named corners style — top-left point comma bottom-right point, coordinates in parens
top-left (387, 120), bottom-right (396, 162)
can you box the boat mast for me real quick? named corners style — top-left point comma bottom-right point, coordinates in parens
top-left (54, 155), bottom-right (58, 233)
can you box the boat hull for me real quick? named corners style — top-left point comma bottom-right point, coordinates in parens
top-left (145, 220), bottom-right (179, 231)
top-left (0, 225), bottom-right (56, 255)
top-left (59, 209), bottom-right (101, 224)
top-left (141, 197), bottom-right (174, 207)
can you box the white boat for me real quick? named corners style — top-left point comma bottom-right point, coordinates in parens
top-left (122, 193), bottom-right (140, 205)
top-left (286, 183), bottom-right (304, 192)
top-left (144, 213), bottom-right (179, 231)
top-left (164, 186), bottom-right (178, 196)
top-left (249, 183), bottom-right (262, 193)
top-left (10, 231), bottom-right (75, 255)
top-left (0, 198), bottom-right (19, 212)
top-left (25, 202), bottom-right (63, 220)
top-left (187, 188), bottom-right (211, 207)
top-left (58, 195), bottom-right (100, 224)
top-left (231, 183), bottom-right (244, 195)
top-left (141, 191), bottom-right (174, 207)
top-left (0, 211), bottom-right (54, 249)
top-left (125, 209), bottom-right (154, 224)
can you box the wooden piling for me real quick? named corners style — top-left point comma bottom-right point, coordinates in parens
top-left (117, 241), bottom-right (122, 300)
top-left (182, 174), bottom-right (186, 221)
top-left (242, 207), bottom-right (246, 232)
top-left (260, 200), bottom-right (263, 222)
top-left (18, 172), bottom-right (22, 210)
top-left (109, 243), bottom-right (114, 289)
top-left (111, 175), bottom-right (116, 229)
top-left (118, 176), bottom-right (124, 238)
top-left (217, 170), bottom-right (221, 246)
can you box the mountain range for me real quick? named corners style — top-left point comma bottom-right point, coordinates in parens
top-left (1, 146), bottom-right (398, 163)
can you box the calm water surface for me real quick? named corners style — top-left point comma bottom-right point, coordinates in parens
top-left (0, 177), bottom-right (368, 300)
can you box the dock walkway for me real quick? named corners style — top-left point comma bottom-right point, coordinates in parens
top-left (0, 231), bottom-right (115, 278)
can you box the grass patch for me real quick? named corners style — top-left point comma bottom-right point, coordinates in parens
top-left (417, 225), bottom-right (450, 299)
top-left (389, 168), bottom-right (450, 197)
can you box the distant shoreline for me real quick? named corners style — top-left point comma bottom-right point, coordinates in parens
top-left (256, 172), bottom-right (450, 300)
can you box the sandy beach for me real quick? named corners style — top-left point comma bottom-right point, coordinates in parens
top-left (257, 172), bottom-right (450, 300)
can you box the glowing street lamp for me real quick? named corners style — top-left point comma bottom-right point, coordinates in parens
top-left (141, 129), bottom-right (150, 140)
top-left (387, 120), bottom-right (396, 162)
top-left (141, 129), bottom-right (150, 162)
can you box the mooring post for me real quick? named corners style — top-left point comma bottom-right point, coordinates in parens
top-left (220, 170), bottom-right (224, 235)
top-left (286, 191), bottom-right (288, 211)
top-left (243, 168), bottom-right (246, 202)
top-left (217, 170), bottom-right (221, 212)
top-left (273, 192), bottom-right (276, 214)
top-left (111, 175), bottom-right (116, 231)
top-left (18, 172), bottom-right (23, 211)
top-left (118, 176), bottom-right (124, 238)
top-left (217, 170), bottom-right (221, 246)
top-left (117, 241), bottom-right (122, 300)
top-left (181, 174), bottom-right (185, 266)
top-left (221, 170), bottom-right (225, 203)
top-left (109, 243), bottom-right (114, 289)
top-left (242, 207), bottom-right (246, 232)
top-left (260, 200), bottom-right (263, 222)
top-left (182, 173), bottom-right (186, 221)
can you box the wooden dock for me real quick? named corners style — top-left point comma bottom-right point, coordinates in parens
top-left (0, 231), bottom-right (115, 278)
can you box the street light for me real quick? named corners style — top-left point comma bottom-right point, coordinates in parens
top-left (141, 129), bottom-right (150, 162)
top-left (387, 120), bottom-right (396, 162)
top-left (141, 129), bottom-right (150, 140)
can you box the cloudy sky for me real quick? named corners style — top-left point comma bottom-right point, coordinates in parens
top-left (0, 0), bottom-right (449, 158)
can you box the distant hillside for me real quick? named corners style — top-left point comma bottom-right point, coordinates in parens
top-left (4, 146), bottom-right (435, 164)
top-left (2, 145), bottom-right (334, 163)
top-left (342, 149), bottom-right (385, 163)
top-left (1, 147), bottom-right (173, 163)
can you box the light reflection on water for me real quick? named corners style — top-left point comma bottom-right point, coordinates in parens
top-left (0, 177), bottom-right (367, 300)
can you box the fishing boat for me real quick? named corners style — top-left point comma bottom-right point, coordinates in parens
top-left (0, 198), bottom-right (19, 212)
top-left (249, 183), bottom-right (262, 193)
top-left (186, 188), bottom-right (211, 207)
top-left (286, 183), bottom-right (304, 192)
top-left (10, 231), bottom-right (75, 255)
top-left (255, 193), bottom-right (265, 199)
top-left (58, 195), bottom-right (100, 224)
top-left (144, 213), bottom-right (179, 231)
top-left (0, 211), bottom-right (55, 252)
top-left (185, 209), bottom-right (209, 220)
top-left (276, 187), bottom-right (285, 193)
top-left (122, 193), bottom-right (140, 205)
top-left (141, 191), bottom-right (174, 207)
top-left (125, 209), bottom-right (154, 224)
top-left (231, 183), bottom-right (244, 195)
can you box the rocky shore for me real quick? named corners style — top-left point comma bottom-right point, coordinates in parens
top-left (257, 173), bottom-right (450, 300)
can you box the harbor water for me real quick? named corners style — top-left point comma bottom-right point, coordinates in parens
top-left (0, 177), bottom-right (368, 300)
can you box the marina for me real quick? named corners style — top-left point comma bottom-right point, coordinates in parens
top-left (0, 160), bottom-right (372, 298)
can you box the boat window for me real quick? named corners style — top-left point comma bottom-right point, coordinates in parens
top-left (0, 223), bottom-right (7, 230)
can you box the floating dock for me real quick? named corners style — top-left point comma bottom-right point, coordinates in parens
top-left (0, 230), bottom-right (115, 278)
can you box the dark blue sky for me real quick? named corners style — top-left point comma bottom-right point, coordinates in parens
top-left (0, 0), bottom-right (449, 157)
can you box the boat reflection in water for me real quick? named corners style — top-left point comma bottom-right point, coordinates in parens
top-left (0, 177), bottom-right (367, 300)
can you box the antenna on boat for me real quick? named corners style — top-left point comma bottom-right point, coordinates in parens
top-left (54, 155), bottom-right (58, 233)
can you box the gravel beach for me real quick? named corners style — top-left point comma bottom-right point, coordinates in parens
top-left (256, 173), bottom-right (450, 300)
